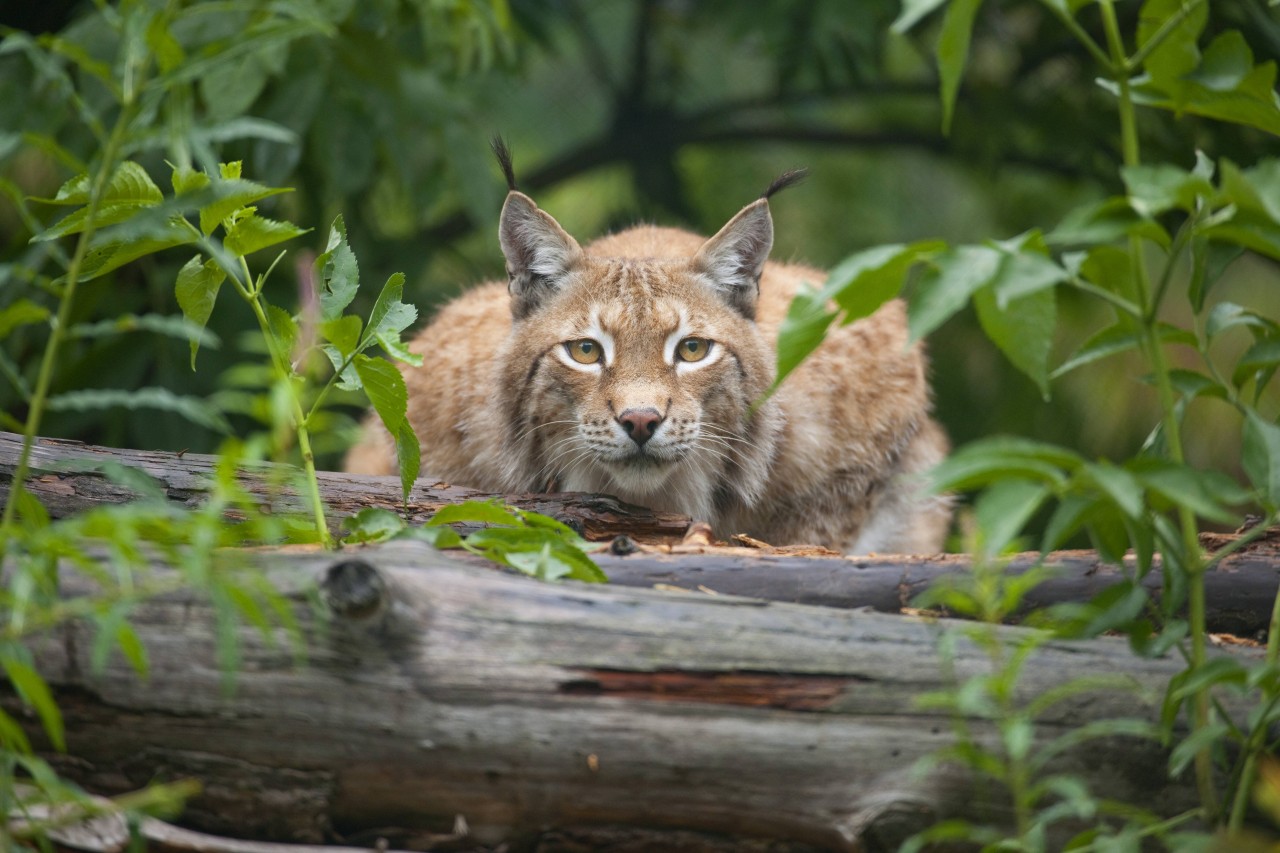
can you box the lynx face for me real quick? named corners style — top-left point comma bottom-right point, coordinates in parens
top-left (504, 260), bottom-right (775, 518)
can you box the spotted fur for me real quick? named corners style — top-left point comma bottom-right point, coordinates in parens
top-left (345, 189), bottom-right (952, 554)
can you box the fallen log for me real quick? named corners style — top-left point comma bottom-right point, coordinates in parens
top-left (12, 540), bottom-right (1251, 852)
top-left (4, 431), bottom-right (1279, 634)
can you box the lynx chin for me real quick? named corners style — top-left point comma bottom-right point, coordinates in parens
top-left (345, 147), bottom-right (952, 554)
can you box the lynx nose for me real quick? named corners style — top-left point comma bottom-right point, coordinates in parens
top-left (617, 407), bottom-right (663, 447)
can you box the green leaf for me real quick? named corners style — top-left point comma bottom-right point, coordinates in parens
top-left (1052, 323), bottom-right (1142, 379)
top-left (401, 525), bottom-right (465, 549)
top-left (428, 499), bottom-right (523, 528)
top-left (985, 231), bottom-right (1068, 307)
top-left (341, 507), bottom-right (406, 543)
top-left (316, 216), bottom-right (359, 322)
top-left (33, 200), bottom-right (160, 242)
top-left (825, 241), bottom-right (943, 322)
top-left (1083, 461), bottom-right (1145, 519)
top-left (175, 255), bottom-right (227, 369)
top-left (931, 436), bottom-right (1081, 492)
top-left (395, 419), bottom-right (421, 505)
top-left (172, 166), bottom-right (210, 196)
top-left (1168, 722), bottom-right (1232, 778)
top-left (1243, 411), bottom-right (1280, 507)
top-left (1188, 240), bottom-right (1243, 312)
top-left (0, 299), bottom-right (50, 339)
top-left (908, 244), bottom-right (1002, 342)
top-left (364, 272), bottom-right (417, 346)
top-left (774, 285), bottom-right (837, 390)
top-left (974, 478), bottom-right (1049, 557)
top-left (321, 315), bottom-right (363, 359)
top-left (353, 354), bottom-right (408, 434)
top-left (224, 214), bottom-right (307, 257)
top-left (74, 224), bottom-right (196, 283)
top-left (1132, 460), bottom-right (1249, 524)
top-left (936, 0), bottom-right (984, 135)
top-left (1205, 301), bottom-right (1275, 340)
top-left (1136, 0), bottom-right (1208, 89)
top-left (1045, 198), bottom-right (1145, 247)
top-left (2, 656), bottom-right (64, 750)
top-left (891, 0), bottom-right (948, 33)
top-left (1041, 494), bottom-right (1093, 551)
top-left (376, 332), bottom-right (424, 367)
top-left (1121, 162), bottom-right (1214, 217)
top-left (266, 304), bottom-right (299, 362)
top-left (973, 284), bottom-right (1056, 398)
top-left (46, 387), bottom-right (232, 433)
top-left (35, 161), bottom-right (162, 206)
top-left (198, 179), bottom-right (291, 235)
top-left (1220, 159), bottom-right (1280, 224)
top-left (1232, 338), bottom-right (1280, 388)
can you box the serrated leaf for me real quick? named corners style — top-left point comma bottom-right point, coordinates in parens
top-left (198, 179), bottom-right (292, 235)
top-left (36, 161), bottom-right (162, 206)
top-left (224, 214), bottom-right (307, 257)
top-left (365, 272), bottom-right (417, 346)
top-left (33, 200), bottom-right (159, 242)
top-left (2, 657), bottom-right (64, 750)
top-left (74, 225), bottom-right (196, 282)
top-left (1232, 338), bottom-right (1280, 387)
top-left (175, 255), bottom-right (227, 369)
top-left (973, 284), bottom-right (1056, 398)
top-left (908, 244), bottom-right (1002, 342)
top-left (316, 216), bottom-right (359, 322)
top-left (171, 166), bottom-right (210, 196)
top-left (353, 354), bottom-right (407, 436)
top-left (395, 419), bottom-right (420, 504)
top-left (936, 0), bottom-right (984, 135)
top-left (401, 525), bottom-right (465, 548)
top-left (266, 304), bottom-right (299, 361)
top-left (376, 332), bottom-right (424, 366)
top-left (46, 387), bottom-right (231, 433)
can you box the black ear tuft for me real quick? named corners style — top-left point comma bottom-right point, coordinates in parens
top-left (761, 168), bottom-right (809, 200)
top-left (491, 135), bottom-right (518, 191)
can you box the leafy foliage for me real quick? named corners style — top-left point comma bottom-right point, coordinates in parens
top-left (778, 0), bottom-right (1280, 847)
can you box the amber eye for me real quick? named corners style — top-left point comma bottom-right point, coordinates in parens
top-left (676, 337), bottom-right (712, 363)
top-left (566, 339), bottom-right (602, 365)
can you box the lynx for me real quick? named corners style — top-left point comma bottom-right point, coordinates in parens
top-left (345, 147), bottom-right (951, 554)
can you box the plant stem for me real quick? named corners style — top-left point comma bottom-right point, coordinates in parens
top-left (0, 101), bottom-right (135, 552)
top-left (1126, 0), bottom-right (1206, 73)
top-left (1099, 0), bottom-right (1216, 819)
top-left (234, 258), bottom-right (332, 548)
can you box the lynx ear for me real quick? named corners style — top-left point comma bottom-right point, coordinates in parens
top-left (691, 199), bottom-right (773, 320)
top-left (499, 191), bottom-right (584, 319)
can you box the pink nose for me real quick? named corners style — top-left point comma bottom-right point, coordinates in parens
top-left (617, 407), bottom-right (663, 446)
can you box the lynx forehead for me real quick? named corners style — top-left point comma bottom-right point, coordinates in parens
top-left (345, 150), bottom-right (952, 554)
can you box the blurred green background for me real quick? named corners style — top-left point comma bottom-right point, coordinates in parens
top-left (1, 0), bottom-right (1278, 488)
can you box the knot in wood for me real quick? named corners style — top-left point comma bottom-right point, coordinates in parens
top-left (322, 559), bottom-right (386, 620)
top-left (609, 534), bottom-right (637, 556)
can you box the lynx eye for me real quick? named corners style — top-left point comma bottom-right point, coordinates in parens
top-left (676, 337), bottom-right (712, 363)
top-left (566, 339), bottom-right (602, 365)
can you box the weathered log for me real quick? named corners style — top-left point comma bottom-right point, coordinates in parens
top-left (13, 541), bottom-right (1252, 852)
top-left (4, 431), bottom-right (1280, 634)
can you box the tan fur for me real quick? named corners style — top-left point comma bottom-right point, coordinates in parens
top-left (345, 194), bottom-right (952, 554)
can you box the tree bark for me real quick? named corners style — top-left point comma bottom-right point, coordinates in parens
top-left (4, 431), bottom-right (1279, 635)
top-left (14, 541), bottom-right (1251, 852)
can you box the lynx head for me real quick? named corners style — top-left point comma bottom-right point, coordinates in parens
top-left (491, 145), bottom-right (802, 521)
